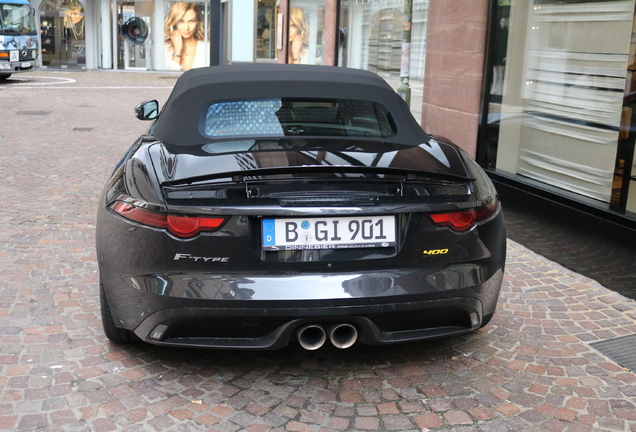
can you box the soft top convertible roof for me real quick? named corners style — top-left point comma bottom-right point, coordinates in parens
top-left (152, 64), bottom-right (430, 148)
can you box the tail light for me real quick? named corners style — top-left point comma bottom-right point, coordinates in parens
top-left (109, 201), bottom-right (226, 238)
top-left (429, 199), bottom-right (499, 231)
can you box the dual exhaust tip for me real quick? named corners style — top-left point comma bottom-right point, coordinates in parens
top-left (297, 323), bottom-right (358, 350)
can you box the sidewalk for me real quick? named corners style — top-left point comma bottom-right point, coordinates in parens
top-left (504, 203), bottom-right (636, 302)
top-left (0, 70), bottom-right (635, 432)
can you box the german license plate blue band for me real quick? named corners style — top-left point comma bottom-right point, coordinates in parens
top-left (262, 216), bottom-right (396, 251)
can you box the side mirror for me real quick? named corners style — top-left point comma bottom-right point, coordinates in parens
top-left (135, 100), bottom-right (159, 121)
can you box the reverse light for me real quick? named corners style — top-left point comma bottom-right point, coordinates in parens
top-left (429, 199), bottom-right (498, 231)
top-left (109, 201), bottom-right (226, 238)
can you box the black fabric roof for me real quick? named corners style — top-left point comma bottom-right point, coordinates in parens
top-left (152, 63), bottom-right (429, 147)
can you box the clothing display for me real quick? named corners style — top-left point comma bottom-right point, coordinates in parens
top-left (165, 41), bottom-right (208, 71)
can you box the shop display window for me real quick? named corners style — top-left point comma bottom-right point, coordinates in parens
top-left (257, 0), bottom-right (277, 60)
top-left (337, 0), bottom-right (429, 122)
top-left (288, 0), bottom-right (325, 65)
top-left (482, 0), bottom-right (636, 217)
top-left (39, 0), bottom-right (86, 69)
top-left (112, 0), bottom-right (211, 71)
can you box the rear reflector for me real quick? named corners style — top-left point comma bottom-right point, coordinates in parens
top-left (109, 201), bottom-right (226, 238)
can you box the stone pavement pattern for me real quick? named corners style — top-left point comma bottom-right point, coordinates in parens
top-left (503, 204), bottom-right (636, 302)
top-left (1, 71), bottom-right (636, 432)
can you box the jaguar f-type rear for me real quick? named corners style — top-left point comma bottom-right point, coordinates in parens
top-left (96, 64), bottom-right (506, 350)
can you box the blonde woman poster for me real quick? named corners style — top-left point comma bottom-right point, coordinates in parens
top-left (164, 2), bottom-right (208, 71)
top-left (288, 7), bottom-right (309, 64)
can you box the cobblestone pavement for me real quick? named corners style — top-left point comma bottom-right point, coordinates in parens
top-left (503, 205), bottom-right (636, 302)
top-left (1, 71), bottom-right (636, 432)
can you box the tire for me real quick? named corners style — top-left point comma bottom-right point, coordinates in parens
top-left (0, 74), bottom-right (12, 81)
top-left (100, 282), bottom-right (140, 342)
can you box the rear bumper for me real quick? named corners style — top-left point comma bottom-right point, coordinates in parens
top-left (119, 269), bottom-right (504, 349)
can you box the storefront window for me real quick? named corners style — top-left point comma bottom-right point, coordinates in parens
top-left (257, 0), bottom-right (277, 60)
top-left (113, 0), bottom-right (210, 71)
top-left (39, 0), bottom-right (86, 69)
top-left (338, 0), bottom-right (429, 122)
top-left (115, 1), bottom-right (150, 70)
top-left (289, 0), bottom-right (325, 65)
top-left (483, 0), bottom-right (636, 217)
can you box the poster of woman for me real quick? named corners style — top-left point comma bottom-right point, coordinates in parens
top-left (64, 3), bottom-right (84, 41)
top-left (164, 2), bottom-right (209, 71)
top-left (288, 7), bottom-right (309, 64)
top-left (63, 2), bottom-right (86, 64)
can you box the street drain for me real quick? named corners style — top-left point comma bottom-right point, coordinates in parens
top-left (17, 111), bottom-right (51, 115)
top-left (73, 127), bottom-right (93, 132)
top-left (590, 334), bottom-right (636, 372)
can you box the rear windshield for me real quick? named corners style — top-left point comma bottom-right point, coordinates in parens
top-left (200, 98), bottom-right (396, 139)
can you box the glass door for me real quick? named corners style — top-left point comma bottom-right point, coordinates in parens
top-left (39, 0), bottom-right (86, 69)
top-left (116, 1), bottom-right (151, 70)
top-left (256, 0), bottom-right (277, 60)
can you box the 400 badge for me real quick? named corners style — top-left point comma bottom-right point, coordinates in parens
top-left (422, 248), bottom-right (449, 256)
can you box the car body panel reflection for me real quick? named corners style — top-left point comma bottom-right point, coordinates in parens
top-left (128, 265), bottom-right (491, 301)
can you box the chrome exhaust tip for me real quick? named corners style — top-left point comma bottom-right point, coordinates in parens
top-left (328, 323), bottom-right (358, 349)
top-left (297, 324), bottom-right (327, 351)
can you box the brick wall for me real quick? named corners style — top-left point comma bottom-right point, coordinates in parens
top-left (421, 0), bottom-right (489, 157)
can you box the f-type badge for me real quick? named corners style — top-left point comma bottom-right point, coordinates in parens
top-left (174, 253), bottom-right (229, 262)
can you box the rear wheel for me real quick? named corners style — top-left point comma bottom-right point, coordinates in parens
top-left (100, 281), bottom-right (140, 342)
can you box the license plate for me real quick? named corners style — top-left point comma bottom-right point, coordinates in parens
top-left (262, 216), bottom-right (396, 251)
top-left (21, 62), bottom-right (31, 68)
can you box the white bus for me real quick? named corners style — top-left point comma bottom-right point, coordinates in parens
top-left (0, 0), bottom-right (39, 80)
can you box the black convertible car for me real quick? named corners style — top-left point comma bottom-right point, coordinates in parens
top-left (96, 64), bottom-right (506, 350)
